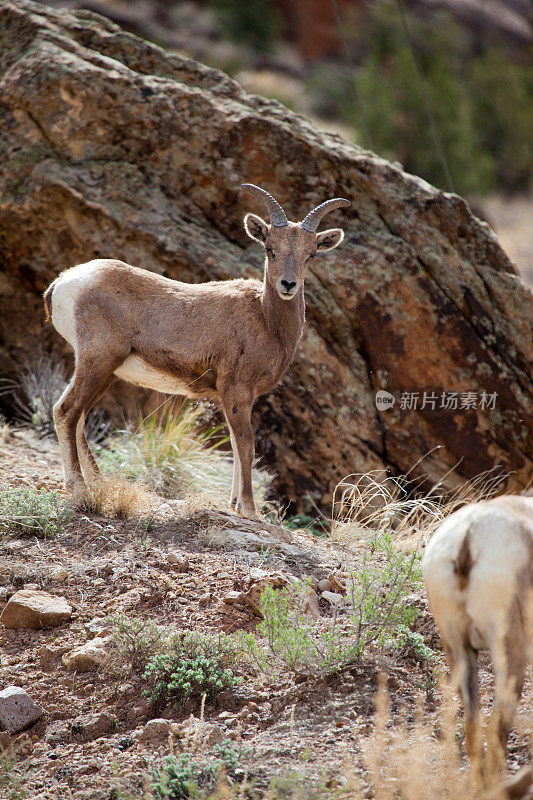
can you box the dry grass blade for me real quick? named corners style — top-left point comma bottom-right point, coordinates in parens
top-left (330, 468), bottom-right (507, 548)
top-left (359, 673), bottom-right (525, 800)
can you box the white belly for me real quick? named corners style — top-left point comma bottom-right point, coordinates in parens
top-left (114, 355), bottom-right (191, 395)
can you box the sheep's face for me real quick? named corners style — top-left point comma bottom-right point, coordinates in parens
top-left (244, 216), bottom-right (344, 300)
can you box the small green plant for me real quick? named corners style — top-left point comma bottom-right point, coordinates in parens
top-left (267, 511), bottom-right (328, 537)
top-left (153, 753), bottom-right (202, 800)
top-left (143, 631), bottom-right (242, 710)
top-left (0, 746), bottom-right (28, 800)
top-left (395, 624), bottom-right (435, 668)
top-left (240, 580), bottom-right (361, 677)
top-left (153, 743), bottom-right (246, 800)
top-left (0, 487), bottom-right (72, 538)
top-left (346, 529), bottom-right (422, 652)
top-left (108, 612), bottom-right (167, 675)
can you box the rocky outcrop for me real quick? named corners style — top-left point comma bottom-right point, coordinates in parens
top-left (0, 0), bottom-right (531, 511)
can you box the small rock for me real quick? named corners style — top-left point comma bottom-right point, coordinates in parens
top-left (172, 719), bottom-right (224, 745)
top-left (217, 571), bottom-right (231, 579)
top-left (13, 733), bottom-right (33, 756)
top-left (0, 731), bottom-right (12, 749)
top-left (62, 637), bottom-right (110, 672)
top-left (328, 573), bottom-right (346, 594)
top-left (198, 592), bottom-right (211, 606)
top-left (140, 719), bottom-right (171, 741)
top-left (50, 568), bottom-right (68, 583)
top-left (223, 591), bottom-right (243, 605)
top-left (0, 687), bottom-right (44, 733)
top-left (321, 591), bottom-right (344, 607)
top-left (167, 553), bottom-right (189, 571)
top-left (44, 721), bottom-right (70, 746)
top-left (39, 644), bottom-right (71, 666)
top-left (1, 590), bottom-right (72, 630)
top-left (84, 619), bottom-right (112, 637)
top-left (71, 711), bottom-right (117, 742)
top-left (304, 589), bottom-right (321, 620)
top-left (318, 578), bottom-right (332, 593)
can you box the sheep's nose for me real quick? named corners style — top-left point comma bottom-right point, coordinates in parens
top-left (281, 280), bottom-right (297, 292)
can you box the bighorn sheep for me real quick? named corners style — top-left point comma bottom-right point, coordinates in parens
top-left (422, 492), bottom-right (533, 757)
top-left (43, 184), bottom-right (350, 516)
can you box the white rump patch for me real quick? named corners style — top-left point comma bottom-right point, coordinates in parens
top-left (50, 261), bottom-right (102, 351)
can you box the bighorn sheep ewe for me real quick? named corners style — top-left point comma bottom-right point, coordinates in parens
top-left (423, 493), bottom-right (533, 756)
top-left (43, 184), bottom-right (350, 516)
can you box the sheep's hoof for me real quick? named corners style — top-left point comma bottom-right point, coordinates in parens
top-left (66, 479), bottom-right (90, 510)
top-left (235, 504), bottom-right (258, 520)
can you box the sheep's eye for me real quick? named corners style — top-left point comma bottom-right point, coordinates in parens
top-left (306, 253), bottom-right (315, 263)
top-left (266, 247), bottom-right (275, 259)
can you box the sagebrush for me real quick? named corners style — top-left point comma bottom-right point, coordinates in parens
top-left (0, 487), bottom-right (72, 538)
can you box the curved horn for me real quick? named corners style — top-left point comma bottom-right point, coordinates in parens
top-left (241, 183), bottom-right (288, 228)
top-left (300, 198), bottom-right (351, 233)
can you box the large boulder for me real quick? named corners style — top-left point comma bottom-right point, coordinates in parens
top-left (0, 0), bottom-right (531, 511)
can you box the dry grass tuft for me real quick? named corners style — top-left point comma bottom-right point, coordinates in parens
top-left (85, 475), bottom-right (158, 519)
top-left (330, 469), bottom-right (506, 548)
top-left (97, 398), bottom-right (272, 510)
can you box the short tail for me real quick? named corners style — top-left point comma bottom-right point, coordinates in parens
top-left (455, 531), bottom-right (473, 591)
top-left (43, 281), bottom-right (56, 322)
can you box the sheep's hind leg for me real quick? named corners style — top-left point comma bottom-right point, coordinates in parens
top-left (491, 623), bottom-right (526, 758)
top-left (54, 355), bottom-right (122, 504)
top-left (75, 376), bottom-right (115, 484)
top-left (444, 641), bottom-right (481, 762)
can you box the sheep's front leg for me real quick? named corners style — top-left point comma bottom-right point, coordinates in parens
top-left (220, 388), bottom-right (256, 518)
top-left (229, 431), bottom-right (241, 511)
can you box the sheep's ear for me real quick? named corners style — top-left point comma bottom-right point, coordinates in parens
top-left (244, 213), bottom-right (268, 245)
top-left (316, 228), bottom-right (344, 251)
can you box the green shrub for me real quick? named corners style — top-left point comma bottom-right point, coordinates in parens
top-left (108, 612), bottom-right (167, 675)
top-left (153, 753), bottom-right (202, 800)
top-left (347, 529), bottom-right (421, 652)
top-left (143, 631), bottom-right (242, 710)
top-left (469, 48), bottom-right (533, 192)
top-left (0, 487), bottom-right (72, 538)
top-left (328, 1), bottom-right (533, 195)
top-left (355, 36), bottom-right (494, 194)
top-left (241, 530), bottom-right (421, 677)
